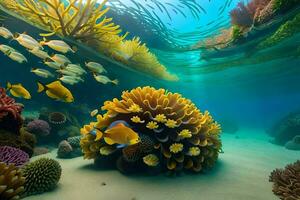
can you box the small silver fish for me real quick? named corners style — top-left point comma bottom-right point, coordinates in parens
top-left (14, 33), bottom-right (43, 50)
top-left (50, 54), bottom-right (71, 65)
top-left (0, 44), bottom-right (16, 55)
top-left (28, 47), bottom-right (50, 59)
top-left (56, 69), bottom-right (78, 77)
top-left (59, 76), bottom-right (81, 85)
top-left (8, 51), bottom-right (27, 63)
top-left (0, 27), bottom-right (13, 39)
top-left (85, 62), bottom-right (107, 74)
top-left (44, 61), bottom-right (62, 70)
top-left (40, 38), bottom-right (75, 53)
top-left (31, 68), bottom-right (54, 78)
top-left (93, 74), bottom-right (118, 85)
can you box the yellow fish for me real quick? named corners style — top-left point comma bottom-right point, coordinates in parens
top-left (103, 123), bottom-right (140, 147)
top-left (6, 82), bottom-right (31, 99)
top-left (37, 80), bottom-right (74, 103)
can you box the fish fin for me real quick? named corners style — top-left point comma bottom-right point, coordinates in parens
top-left (112, 79), bottom-right (119, 85)
top-left (46, 90), bottom-right (59, 100)
top-left (9, 89), bottom-right (20, 98)
top-left (6, 82), bottom-right (12, 90)
top-left (40, 32), bottom-right (56, 37)
top-left (104, 137), bottom-right (115, 145)
top-left (116, 144), bottom-right (126, 149)
top-left (37, 81), bottom-right (45, 93)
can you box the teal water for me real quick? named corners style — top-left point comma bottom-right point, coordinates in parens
top-left (0, 0), bottom-right (300, 200)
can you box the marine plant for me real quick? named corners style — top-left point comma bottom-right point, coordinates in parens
top-left (81, 86), bottom-right (222, 174)
top-left (0, 162), bottom-right (25, 200)
top-left (22, 158), bottom-right (62, 195)
top-left (0, 0), bottom-right (177, 81)
top-left (0, 146), bottom-right (29, 167)
top-left (269, 160), bottom-right (300, 200)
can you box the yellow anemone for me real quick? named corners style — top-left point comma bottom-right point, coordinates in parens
top-left (146, 121), bottom-right (159, 130)
top-left (153, 114), bottom-right (167, 123)
top-left (187, 147), bottom-right (200, 156)
top-left (80, 122), bottom-right (96, 135)
top-left (178, 129), bottom-right (192, 138)
top-left (127, 104), bottom-right (143, 113)
top-left (165, 119), bottom-right (177, 128)
top-left (131, 116), bottom-right (145, 123)
top-left (143, 154), bottom-right (159, 167)
top-left (169, 143), bottom-right (183, 154)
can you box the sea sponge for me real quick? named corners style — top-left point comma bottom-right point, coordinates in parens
top-left (269, 160), bottom-right (300, 200)
top-left (22, 158), bottom-right (62, 195)
top-left (0, 146), bottom-right (29, 167)
top-left (0, 162), bottom-right (25, 200)
top-left (81, 86), bottom-right (222, 174)
top-left (0, 87), bottom-right (23, 134)
top-left (26, 119), bottom-right (51, 136)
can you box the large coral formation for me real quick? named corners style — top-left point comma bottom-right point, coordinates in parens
top-left (0, 146), bottom-right (29, 167)
top-left (269, 160), bottom-right (300, 200)
top-left (22, 158), bottom-right (62, 195)
top-left (0, 0), bottom-right (177, 81)
top-left (0, 162), bottom-right (25, 200)
top-left (0, 88), bottom-right (23, 134)
top-left (81, 86), bottom-right (222, 174)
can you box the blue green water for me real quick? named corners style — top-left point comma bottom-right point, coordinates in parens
top-left (0, 0), bottom-right (300, 199)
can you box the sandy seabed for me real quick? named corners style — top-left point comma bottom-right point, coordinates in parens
top-left (24, 129), bottom-right (299, 200)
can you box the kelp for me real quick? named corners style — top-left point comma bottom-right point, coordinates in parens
top-left (0, 0), bottom-right (177, 81)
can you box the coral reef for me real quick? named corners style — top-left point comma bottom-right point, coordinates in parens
top-left (269, 112), bottom-right (300, 145)
top-left (0, 129), bottom-right (36, 157)
top-left (22, 158), bottom-right (61, 196)
top-left (67, 136), bottom-right (81, 148)
top-left (26, 119), bottom-right (51, 137)
top-left (81, 86), bottom-right (222, 174)
top-left (0, 146), bottom-right (29, 167)
top-left (285, 135), bottom-right (300, 151)
top-left (48, 112), bottom-right (67, 125)
top-left (0, 87), bottom-right (23, 134)
top-left (269, 160), bottom-right (300, 200)
top-left (0, 162), bottom-right (25, 200)
top-left (0, 0), bottom-right (177, 81)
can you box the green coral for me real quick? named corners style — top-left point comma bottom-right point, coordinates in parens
top-left (232, 25), bottom-right (243, 41)
top-left (258, 12), bottom-right (300, 48)
top-left (22, 158), bottom-right (61, 195)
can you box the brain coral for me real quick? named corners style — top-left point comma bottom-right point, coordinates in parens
top-left (26, 119), bottom-right (51, 136)
top-left (22, 158), bottom-right (62, 195)
top-left (269, 160), bottom-right (300, 200)
top-left (81, 86), bottom-right (222, 174)
top-left (0, 162), bottom-right (25, 200)
top-left (0, 146), bottom-right (29, 167)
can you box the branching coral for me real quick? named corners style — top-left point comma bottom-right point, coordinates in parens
top-left (269, 160), bottom-right (300, 200)
top-left (80, 86), bottom-right (222, 174)
top-left (0, 146), bottom-right (29, 167)
top-left (0, 162), bottom-right (25, 200)
top-left (0, 0), bottom-right (177, 81)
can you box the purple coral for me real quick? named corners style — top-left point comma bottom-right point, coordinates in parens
top-left (0, 146), bottom-right (29, 167)
top-left (27, 119), bottom-right (51, 136)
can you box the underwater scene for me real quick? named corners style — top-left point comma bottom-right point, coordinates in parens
top-left (0, 0), bottom-right (300, 199)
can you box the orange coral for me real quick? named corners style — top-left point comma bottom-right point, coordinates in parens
top-left (81, 87), bottom-right (222, 174)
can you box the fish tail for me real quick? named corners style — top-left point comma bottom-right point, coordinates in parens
top-left (112, 79), bottom-right (119, 85)
top-left (37, 81), bottom-right (45, 93)
top-left (71, 46), bottom-right (77, 53)
top-left (6, 82), bottom-right (12, 90)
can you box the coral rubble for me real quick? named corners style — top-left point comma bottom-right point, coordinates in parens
top-left (22, 158), bottom-right (62, 195)
top-left (269, 160), bottom-right (300, 200)
top-left (0, 162), bottom-right (25, 200)
top-left (0, 0), bottom-right (177, 81)
top-left (81, 86), bottom-right (222, 175)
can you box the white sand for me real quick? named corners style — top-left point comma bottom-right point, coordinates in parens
top-left (24, 129), bottom-right (299, 200)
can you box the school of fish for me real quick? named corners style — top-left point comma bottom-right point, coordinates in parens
top-left (0, 26), bottom-right (119, 102)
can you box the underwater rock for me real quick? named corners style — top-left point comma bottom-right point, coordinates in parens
top-left (269, 112), bottom-right (300, 145)
top-left (22, 158), bottom-right (62, 196)
top-left (269, 160), bottom-right (300, 200)
top-left (285, 135), bottom-right (300, 151)
top-left (0, 146), bottom-right (29, 167)
top-left (0, 162), bottom-right (25, 200)
top-left (26, 119), bottom-right (51, 137)
top-left (57, 140), bottom-right (73, 158)
top-left (81, 86), bottom-right (222, 175)
top-left (0, 87), bottom-right (23, 134)
top-left (0, 129), bottom-right (36, 157)
top-left (33, 147), bottom-right (50, 157)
